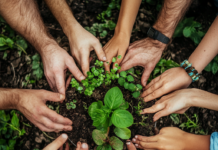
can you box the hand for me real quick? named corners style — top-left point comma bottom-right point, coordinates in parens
top-left (41, 43), bottom-right (85, 95)
top-left (16, 89), bottom-right (73, 132)
top-left (120, 38), bottom-right (166, 86)
top-left (103, 32), bottom-right (129, 72)
top-left (43, 134), bottom-right (89, 150)
top-left (141, 67), bottom-right (192, 102)
top-left (141, 89), bottom-right (199, 121)
top-left (132, 127), bottom-right (210, 150)
top-left (68, 24), bottom-right (106, 76)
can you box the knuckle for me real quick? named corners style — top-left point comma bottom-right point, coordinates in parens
top-left (36, 107), bottom-right (44, 115)
top-left (44, 122), bottom-right (54, 129)
top-left (151, 91), bottom-right (156, 97)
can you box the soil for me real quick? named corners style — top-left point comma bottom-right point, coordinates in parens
top-left (0, 0), bottom-right (218, 149)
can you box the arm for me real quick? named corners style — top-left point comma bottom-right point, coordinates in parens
top-left (141, 16), bottom-right (218, 102)
top-left (0, 0), bottom-right (85, 95)
top-left (120, 0), bottom-right (193, 86)
top-left (0, 88), bottom-right (72, 132)
top-left (103, 0), bottom-right (142, 71)
top-left (44, 0), bottom-right (106, 76)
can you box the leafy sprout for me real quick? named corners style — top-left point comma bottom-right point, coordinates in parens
top-left (66, 100), bottom-right (77, 110)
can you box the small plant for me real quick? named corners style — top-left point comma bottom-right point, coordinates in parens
top-left (170, 113), bottom-right (180, 125)
top-left (138, 115), bottom-right (148, 127)
top-left (88, 87), bottom-right (133, 150)
top-left (204, 55), bottom-right (218, 74)
top-left (174, 17), bottom-right (205, 45)
top-left (0, 110), bottom-right (26, 150)
top-left (22, 73), bottom-right (36, 88)
top-left (32, 53), bottom-right (43, 80)
top-left (134, 101), bottom-right (142, 116)
top-left (66, 100), bottom-right (77, 110)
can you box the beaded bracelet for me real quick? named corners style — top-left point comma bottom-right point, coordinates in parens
top-left (180, 60), bottom-right (200, 82)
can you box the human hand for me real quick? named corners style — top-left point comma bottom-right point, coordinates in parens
top-left (141, 67), bottom-right (192, 102)
top-left (103, 32), bottom-right (129, 72)
top-left (120, 38), bottom-right (166, 86)
top-left (41, 43), bottom-right (85, 95)
top-left (43, 134), bottom-right (89, 150)
top-left (16, 89), bottom-right (73, 132)
top-left (68, 24), bottom-right (106, 76)
top-left (141, 89), bottom-right (200, 121)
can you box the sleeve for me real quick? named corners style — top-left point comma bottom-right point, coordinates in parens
top-left (210, 132), bottom-right (218, 150)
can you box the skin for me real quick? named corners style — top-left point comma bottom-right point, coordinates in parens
top-left (120, 0), bottom-right (193, 87)
top-left (43, 134), bottom-right (89, 150)
top-left (130, 127), bottom-right (210, 150)
top-left (103, 0), bottom-right (142, 72)
top-left (0, 88), bottom-right (72, 132)
top-left (0, 0), bottom-right (85, 95)
top-left (141, 16), bottom-right (218, 102)
top-left (44, 0), bottom-right (106, 77)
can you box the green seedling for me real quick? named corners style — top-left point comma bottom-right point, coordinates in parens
top-left (22, 74), bottom-right (36, 88)
top-left (32, 54), bottom-right (43, 80)
top-left (204, 55), bottom-right (218, 74)
top-left (66, 100), bottom-right (77, 110)
top-left (89, 87), bottom-right (133, 150)
top-left (170, 114), bottom-right (180, 125)
top-left (134, 101), bottom-right (142, 116)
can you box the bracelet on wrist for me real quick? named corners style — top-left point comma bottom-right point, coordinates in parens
top-left (180, 60), bottom-right (200, 82)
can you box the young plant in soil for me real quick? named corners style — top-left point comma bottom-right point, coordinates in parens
top-left (88, 87), bottom-right (133, 150)
top-left (66, 100), bottom-right (77, 110)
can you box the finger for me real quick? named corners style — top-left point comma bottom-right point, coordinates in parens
top-left (143, 87), bottom-right (167, 102)
top-left (103, 53), bottom-right (113, 72)
top-left (80, 52), bottom-right (90, 76)
top-left (46, 77), bottom-right (56, 92)
top-left (141, 81), bottom-right (163, 98)
top-left (59, 145), bottom-right (63, 150)
top-left (43, 134), bottom-right (68, 150)
top-left (145, 75), bottom-right (161, 90)
top-left (119, 58), bottom-right (138, 72)
top-left (135, 143), bottom-right (155, 150)
top-left (134, 135), bottom-right (158, 142)
top-left (119, 52), bottom-right (131, 66)
top-left (65, 142), bottom-right (69, 150)
top-left (54, 70), bottom-right (66, 95)
top-left (133, 139), bottom-right (158, 149)
top-left (42, 90), bottom-right (65, 102)
top-left (141, 103), bottom-right (165, 115)
top-left (43, 107), bottom-right (72, 125)
top-left (112, 50), bottom-right (126, 69)
top-left (141, 66), bottom-right (154, 87)
top-left (153, 109), bottom-right (170, 122)
top-left (76, 142), bottom-right (82, 150)
top-left (81, 143), bottom-right (88, 150)
top-left (34, 121), bottom-right (55, 132)
top-left (65, 74), bottom-right (72, 90)
top-left (93, 42), bottom-right (107, 62)
top-left (126, 140), bottom-right (137, 150)
top-left (66, 58), bottom-right (85, 82)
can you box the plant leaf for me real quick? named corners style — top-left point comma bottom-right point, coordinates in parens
top-left (112, 57), bottom-right (117, 63)
top-left (204, 62), bottom-right (212, 72)
top-left (118, 77), bottom-right (125, 86)
top-left (112, 109), bottom-right (133, 128)
top-left (104, 87), bottom-right (123, 110)
top-left (127, 75), bottom-right (134, 82)
top-left (92, 129), bottom-right (107, 145)
top-left (11, 112), bottom-right (19, 128)
top-left (132, 91), bottom-right (140, 98)
top-left (124, 82), bottom-right (129, 89)
top-left (212, 61), bottom-right (218, 74)
top-left (120, 71), bottom-right (127, 78)
top-left (109, 136), bottom-right (123, 150)
top-left (92, 109), bottom-right (107, 127)
top-left (97, 145), bottom-right (112, 150)
top-left (119, 99), bottom-right (129, 110)
top-left (114, 127), bottom-right (131, 139)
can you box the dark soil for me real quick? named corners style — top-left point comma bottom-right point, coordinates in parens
top-left (1, 0), bottom-right (218, 149)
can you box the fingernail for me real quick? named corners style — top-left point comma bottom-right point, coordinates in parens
top-left (103, 57), bottom-right (106, 61)
top-left (62, 134), bottom-right (68, 139)
top-left (135, 144), bottom-right (138, 147)
top-left (80, 76), bottom-right (85, 80)
top-left (135, 135), bottom-right (138, 139)
top-left (60, 94), bottom-right (65, 100)
top-left (82, 143), bottom-right (88, 148)
top-left (126, 142), bottom-right (131, 145)
top-left (132, 138), bottom-right (136, 142)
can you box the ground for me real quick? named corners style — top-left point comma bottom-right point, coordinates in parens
top-left (0, 0), bottom-right (218, 149)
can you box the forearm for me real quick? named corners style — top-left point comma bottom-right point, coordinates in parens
top-left (186, 133), bottom-right (210, 150)
top-left (44, 0), bottom-right (79, 37)
top-left (189, 89), bottom-right (218, 111)
top-left (154, 0), bottom-right (192, 38)
top-left (115, 0), bottom-right (142, 38)
top-left (0, 0), bottom-right (55, 54)
top-left (188, 16), bottom-right (218, 73)
top-left (0, 89), bottom-right (19, 110)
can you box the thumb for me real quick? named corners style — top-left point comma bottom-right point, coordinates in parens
top-left (43, 90), bottom-right (65, 102)
top-left (43, 134), bottom-right (68, 150)
top-left (126, 140), bottom-right (137, 150)
top-left (141, 66), bottom-right (154, 87)
top-left (76, 142), bottom-right (89, 150)
top-left (93, 42), bottom-right (107, 62)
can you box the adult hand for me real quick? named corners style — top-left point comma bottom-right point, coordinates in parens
top-left (141, 67), bottom-right (192, 102)
top-left (141, 89), bottom-right (198, 121)
top-left (16, 89), bottom-right (73, 132)
top-left (132, 127), bottom-right (210, 150)
top-left (68, 24), bottom-right (106, 76)
top-left (103, 32), bottom-right (129, 72)
top-left (41, 43), bottom-right (85, 95)
top-left (120, 38), bottom-right (166, 86)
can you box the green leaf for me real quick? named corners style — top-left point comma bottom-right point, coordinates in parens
top-left (32, 61), bottom-right (40, 69)
top-left (118, 55), bottom-right (122, 59)
top-left (104, 87), bottom-right (123, 110)
top-left (120, 71), bottom-right (127, 78)
top-left (204, 62), bottom-right (212, 72)
top-left (100, 30), bottom-right (108, 38)
top-left (128, 83), bottom-right (136, 92)
top-left (112, 57), bottom-right (116, 63)
top-left (118, 77), bottom-right (125, 86)
top-left (214, 56), bottom-right (218, 62)
top-left (127, 75), bottom-right (134, 82)
top-left (132, 91), bottom-right (140, 98)
top-left (5, 38), bottom-right (14, 49)
top-left (112, 109), bottom-right (133, 128)
top-left (0, 139), bottom-right (6, 145)
top-left (153, 68), bottom-right (160, 76)
top-left (8, 139), bottom-right (16, 148)
top-left (127, 68), bottom-right (134, 74)
top-left (92, 109), bottom-right (107, 127)
top-left (0, 46), bottom-right (9, 51)
top-left (92, 129), bottom-right (107, 145)
top-left (109, 136), bottom-right (123, 150)
top-left (136, 84), bottom-right (143, 90)
top-left (11, 113), bottom-right (19, 128)
top-left (114, 127), bottom-right (131, 139)
top-left (88, 101), bottom-right (103, 118)
top-left (124, 82), bottom-right (129, 89)
top-left (170, 114), bottom-right (180, 125)
top-left (183, 27), bottom-right (192, 37)
top-left (0, 37), bottom-right (6, 46)
top-left (212, 61), bottom-right (218, 74)
top-left (119, 99), bottom-right (129, 110)
top-left (97, 145), bottom-right (112, 150)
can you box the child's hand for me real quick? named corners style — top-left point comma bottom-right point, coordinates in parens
top-left (141, 89), bottom-right (201, 121)
top-left (103, 32), bottom-right (129, 72)
top-left (132, 127), bottom-right (210, 150)
top-left (141, 67), bottom-right (192, 102)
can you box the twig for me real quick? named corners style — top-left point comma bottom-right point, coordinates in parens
top-left (42, 131), bottom-right (55, 140)
top-left (10, 62), bottom-right (16, 83)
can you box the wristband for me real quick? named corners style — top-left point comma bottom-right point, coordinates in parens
top-left (180, 60), bottom-right (200, 82)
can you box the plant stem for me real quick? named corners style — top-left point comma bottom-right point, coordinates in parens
top-left (14, 43), bottom-right (27, 54)
top-left (42, 131), bottom-right (55, 139)
top-left (106, 127), bottom-right (110, 138)
top-left (129, 72), bottom-right (139, 79)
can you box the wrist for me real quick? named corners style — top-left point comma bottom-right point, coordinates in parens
top-left (0, 89), bottom-right (19, 110)
top-left (153, 24), bottom-right (173, 39)
top-left (114, 27), bottom-right (131, 39)
top-left (63, 21), bottom-right (81, 38)
top-left (145, 37), bottom-right (167, 51)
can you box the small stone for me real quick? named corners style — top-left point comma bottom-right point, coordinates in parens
top-left (140, 13), bottom-right (145, 19)
top-left (35, 137), bottom-right (42, 143)
top-left (25, 141), bottom-right (30, 149)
